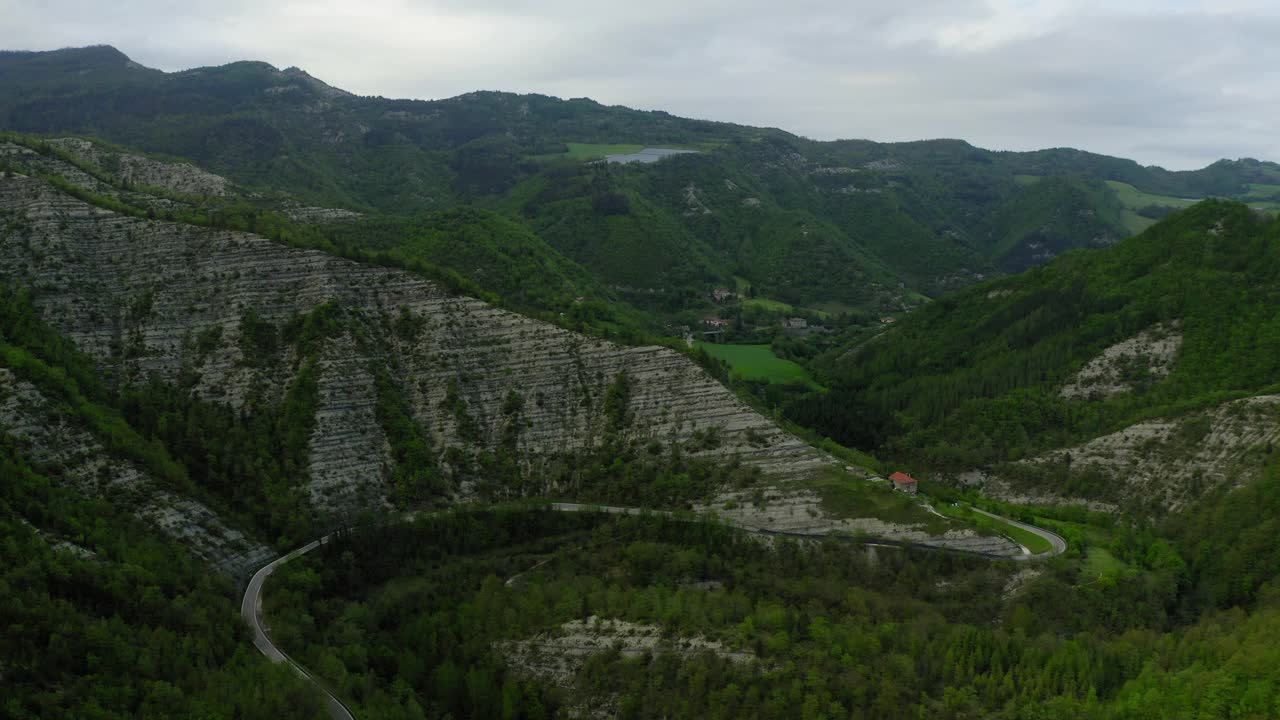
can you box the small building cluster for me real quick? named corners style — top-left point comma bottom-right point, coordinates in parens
top-left (711, 287), bottom-right (736, 302)
top-left (700, 316), bottom-right (730, 340)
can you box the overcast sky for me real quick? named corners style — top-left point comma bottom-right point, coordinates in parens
top-left (4, 0), bottom-right (1278, 169)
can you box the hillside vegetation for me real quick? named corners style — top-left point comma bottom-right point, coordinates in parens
top-left (13, 42), bottom-right (1280, 720)
top-left (790, 201), bottom-right (1280, 502)
top-left (258, 484), bottom-right (1280, 720)
top-left (4, 45), bottom-right (1278, 340)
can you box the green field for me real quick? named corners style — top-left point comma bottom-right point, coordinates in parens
top-left (1084, 546), bottom-right (1129, 579)
top-left (1242, 183), bottom-right (1280, 201)
top-left (1106, 181), bottom-right (1279, 232)
top-left (1000, 521), bottom-right (1054, 554)
top-left (1106, 180), bottom-right (1199, 233)
top-left (741, 297), bottom-right (796, 313)
top-left (695, 342), bottom-right (818, 386)
top-left (1119, 210), bottom-right (1156, 234)
top-left (1014, 174), bottom-right (1043, 186)
top-left (1241, 189), bottom-right (1280, 213)
top-left (741, 294), bottom-right (838, 319)
top-left (1106, 180), bottom-right (1198, 209)
top-left (811, 301), bottom-right (855, 316)
top-left (564, 142), bottom-right (644, 159)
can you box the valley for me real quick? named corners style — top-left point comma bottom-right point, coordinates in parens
top-left (4, 40), bottom-right (1280, 720)
top-left (3, 45), bottom-right (1278, 346)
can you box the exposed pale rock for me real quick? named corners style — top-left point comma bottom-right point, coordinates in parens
top-left (501, 616), bottom-right (756, 718)
top-left (279, 204), bottom-right (362, 223)
top-left (500, 616), bottom-right (754, 685)
top-left (1025, 395), bottom-right (1279, 512)
top-left (1060, 322), bottom-right (1182, 400)
top-left (696, 488), bottom-right (1022, 556)
top-left (305, 331), bottom-right (393, 511)
top-left (0, 174), bottom-right (838, 521)
top-left (0, 368), bottom-right (272, 575)
top-left (952, 469), bottom-right (1118, 514)
top-left (18, 518), bottom-right (99, 560)
top-left (682, 183), bottom-right (711, 216)
top-left (1002, 568), bottom-right (1043, 599)
top-left (46, 137), bottom-right (230, 196)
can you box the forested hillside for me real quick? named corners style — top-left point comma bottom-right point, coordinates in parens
top-left (2, 137), bottom-right (1024, 550)
top-left (790, 200), bottom-right (1280, 510)
top-left (3, 45), bottom-right (1278, 337)
top-left (258, 491), bottom-right (1280, 720)
top-left (11, 41), bottom-right (1280, 720)
top-left (0, 112), bottom-right (1028, 718)
top-left (0, 446), bottom-right (324, 719)
top-left (0, 139), bottom-right (859, 523)
top-left (0, 285), bottom-right (324, 717)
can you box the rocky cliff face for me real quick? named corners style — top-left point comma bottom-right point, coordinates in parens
top-left (0, 162), bottom-right (1023, 565)
top-left (0, 367), bottom-right (273, 576)
top-left (0, 171), bottom-right (832, 507)
top-left (2, 136), bottom-right (358, 219)
top-left (46, 137), bottom-right (231, 196)
top-left (972, 394), bottom-right (1280, 513)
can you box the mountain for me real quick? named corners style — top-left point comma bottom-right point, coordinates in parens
top-left (0, 131), bottom-right (1026, 550)
top-left (0, 120), bottom-right (1041, 714)
top-left (13, 43), bottom-right (1280, 720)
top-left (789, 199), bottom-right (1280, 513)
top-left (4, 45), bottom-right (1278, 337)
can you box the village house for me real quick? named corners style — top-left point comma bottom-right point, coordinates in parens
top-left (783, 317), bottom-right (808, 330)
top-left (711, 287), bottom-right (735, 302)
top-left (889, 471), bottom-right (918, 495)
top-left (702, 317), bottom-right (731, 328)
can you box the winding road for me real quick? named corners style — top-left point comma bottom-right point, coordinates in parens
top-left (241, 534), bottom-right (355, 720)
top-left (242, 501), bottom-right (1067, 719)
top-left (971, 507), bottom-right (1068, 559)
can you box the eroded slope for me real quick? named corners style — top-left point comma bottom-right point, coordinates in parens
top-left (0, 173), bottom-right (832, 513)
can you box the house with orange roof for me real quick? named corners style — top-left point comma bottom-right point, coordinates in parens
top-left (889, 471), bottom-right (918, 495)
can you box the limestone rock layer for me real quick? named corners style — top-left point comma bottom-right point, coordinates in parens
top-left (0, 174), bottom-right (833, 514)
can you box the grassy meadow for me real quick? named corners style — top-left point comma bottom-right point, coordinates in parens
top-left (696, 342), bottom-right (819, 386)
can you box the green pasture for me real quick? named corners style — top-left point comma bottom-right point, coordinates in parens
top-left (695, 342), bottom-right (818, 386)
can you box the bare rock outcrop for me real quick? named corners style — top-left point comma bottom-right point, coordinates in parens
top-left (500, 616), bottom-right (756, 718)
top-left (501, 616), bottom-right (754, 686)
top-left (0, 173), bottom-right (837, 524)
top-left (0, 368), bottom-right (272, 575)
top-left (976, 394), bottom-right (1280, 512)
top-left (46, 137), bottom-right (231, 196)
top-left (306, 331), bottom-right (393, 511)
top-left (696, 488), bottom-right (1022, 557)
top-left (1060, 322), bottom-right (1182, 400)
top-left (279, 204), bottom-right (362, 223)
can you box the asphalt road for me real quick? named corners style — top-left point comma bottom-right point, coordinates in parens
top-left (970, 507), bottom-right (1069, 559)
top-left (240, 534), bottom-right (355, 720)
top-left (243, 500), bottom-right (1067, 719)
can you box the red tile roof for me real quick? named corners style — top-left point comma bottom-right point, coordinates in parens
top-left (889, 471), bottom-right (918, 484)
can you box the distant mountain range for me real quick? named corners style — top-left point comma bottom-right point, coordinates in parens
top-left (11, 45), bottom-right (1280, 720)
top-left (3, 45), bottom-right (1278, 335)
